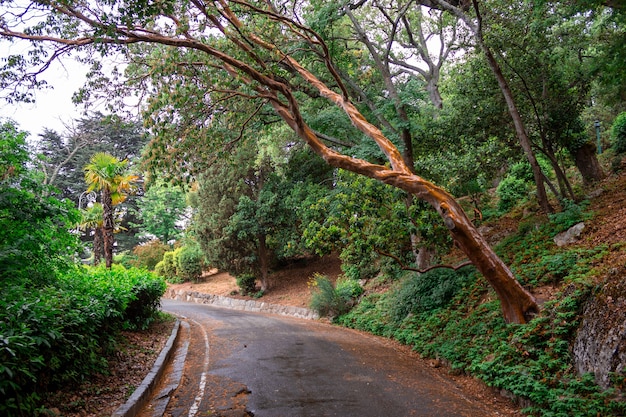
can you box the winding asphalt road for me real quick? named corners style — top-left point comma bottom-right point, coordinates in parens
top-left (141, 299), bottom-right (511, 417)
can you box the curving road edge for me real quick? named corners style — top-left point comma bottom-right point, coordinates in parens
top-left (111, 293), bottom-right (319, 417)
top-left (164, 289), bottom-right (319, 320)
top-left (111, 319), bottom-right (181, 417)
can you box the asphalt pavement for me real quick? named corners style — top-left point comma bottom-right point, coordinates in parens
top-left (125, 299), bottom-right (515, 417)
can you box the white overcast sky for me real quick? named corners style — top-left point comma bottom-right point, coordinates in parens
top-left (0, 40), bottom-right (91, 138)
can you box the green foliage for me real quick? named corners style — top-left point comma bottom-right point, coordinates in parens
top-left (176, 242), bottom-right (205, 282)
top-left (611, 112), bottom-right (626, 154)
top-left (0, 121), bottom-right (81, 287)
top-left (388, 268), bottom-right (476, 325)
top-left (309, 274), bottom-right (362, 318)
top-left (156, 250), bottom-right (179, 282)
top-left (497, 201), bottom-right (598, 287)
top-left (154, 242), bottom-right (205, 283)
top-left (302, 170), bottom-right (448, 281)
top-left (236, 273), bottom-right (257, 296)
top-left (496, 175), bottom-right (529, 212)
top-left (131, 239), bottom-right (170, 270)
top-left (133, 179), bottom-right (187, 243)
top-left (0, 265), bottom-right (166, 416)
top-left (548, 199), bottom-right (592, 231)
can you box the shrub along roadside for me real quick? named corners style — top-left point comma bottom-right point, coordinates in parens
top-left (0, 265), bottom-right (166, 416)
top-left (335, 203), bottom-right (625, 416)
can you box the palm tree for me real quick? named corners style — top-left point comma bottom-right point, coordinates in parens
top-left (84, 153), bottom-right (137, 268)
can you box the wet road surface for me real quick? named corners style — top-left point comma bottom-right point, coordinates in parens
top-left (141, 299), bottom-right (511, 417)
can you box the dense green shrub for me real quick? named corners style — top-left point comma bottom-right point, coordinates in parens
top-left (236, 273), bottom-right (257, 295)
top-left (154, 243), bottom-right (205, 283)
top-left (0, 265), bottom-right (166, 416)
top-left (496, 175), bottom-right (529, 211)
top-left (114, 251), bottom-right (138, 269)
top-left (309, 274), bottom-right (362, 318)
top-left (611, 112), bottom-right (626, 154)
top-left (388, 268), bottom-right (476, 324)
top-left (155, 250), bottom-right (179, 282)
top-left (131, 239), bottom-right (170, 270)
top-left (176, 243), bottom-right (205, 282)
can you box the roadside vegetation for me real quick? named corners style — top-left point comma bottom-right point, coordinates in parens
top-left (333, 195), bottom-right (624, 416)
top-left (1, 1), bottom-right (626, 416)
top-left (0, 122), bottom-right (166, 416)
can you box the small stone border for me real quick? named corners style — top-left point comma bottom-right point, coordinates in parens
top-left (111, 319), bottom-right (181, 417)
top-left (164, 289), bottom-right (320, 320)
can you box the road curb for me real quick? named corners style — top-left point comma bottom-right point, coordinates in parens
top-left (111, 319), bottom-right (181, 417)
top-left (163, 289), bottom-right (319, 320)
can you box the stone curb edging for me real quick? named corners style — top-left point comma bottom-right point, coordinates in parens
top-left (164, 289), bottom-right (320, 320)
top-left (111, 319), bottom-right (181, 417)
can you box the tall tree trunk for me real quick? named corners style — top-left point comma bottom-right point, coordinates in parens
top-left (573, 143), bottom-right (605, 185)
top-left (426, 75), bottom-right (443, 110)
top-left (93, 227), bottom-right (104, 266)
top-left (479, 42), bottom-right (552, 213)
top-left (102, 189), bottom-right (114, 269)
top-left (258, 233), bottom-right (269, 292)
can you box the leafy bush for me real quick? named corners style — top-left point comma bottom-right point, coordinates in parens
top-left (496, 174), bottom-right (529, 211)
top-left (548, 199), bottom-right (591, 231)
top-left (114, 251), bottom-right (138, 269)
top-left (611, 112), bottom-right (626, 154)
top-left (155, 250), bottom-right (179, 282)
top-left (388, 268), bottom-right (475, 324)
top-left (131, 239), bottom-right (170, 270)
top-left (0, 265), bottom-right (166, 416)
top-left (236, 273), bottom-right (257, 295)
top-left (176, 243), bottom-right (205, 282)
top-left (309, 274), bottom-right (362, 318)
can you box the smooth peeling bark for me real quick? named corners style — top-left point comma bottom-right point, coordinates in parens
top-left (264, 54), bottom-right (540, 324)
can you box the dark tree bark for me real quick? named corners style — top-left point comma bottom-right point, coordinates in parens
top-left (93, 227), bottom-right (104, 266)
top-left (573, 143), bottom-right (606, 185)
top-left (102, 189), bottom-right (114, 269)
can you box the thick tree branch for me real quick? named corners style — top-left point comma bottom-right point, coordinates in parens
top-left (376, 249), bottom-right (473, 274)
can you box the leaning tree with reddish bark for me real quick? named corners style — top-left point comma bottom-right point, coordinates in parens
top-left (0, 0), bottom-right (538, 323)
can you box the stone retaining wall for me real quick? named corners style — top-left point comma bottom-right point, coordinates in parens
top-left (163, 289), bottom-right (319, 320)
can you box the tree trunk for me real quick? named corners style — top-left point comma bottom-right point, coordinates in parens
top-left (573, 143), bottom-right (606, 185)
top-left (102, 189), bottom-right (114, 269)
top-left (480, 44), bottom-right (552, 213)
top-left (426, 76), bottom-right (443, 110)
top-left (93, 227), bottom-right (104, 266)
top-left (271, 54), bottom-right (539, 324)
top-left (258, 233), bottom-right (269, 292)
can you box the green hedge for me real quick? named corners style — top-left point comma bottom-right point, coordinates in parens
top-left (0, 265), bottom-right (166, 416)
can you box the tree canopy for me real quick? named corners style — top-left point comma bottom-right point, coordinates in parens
top-left (1, 0), bottom-right (625, 323)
